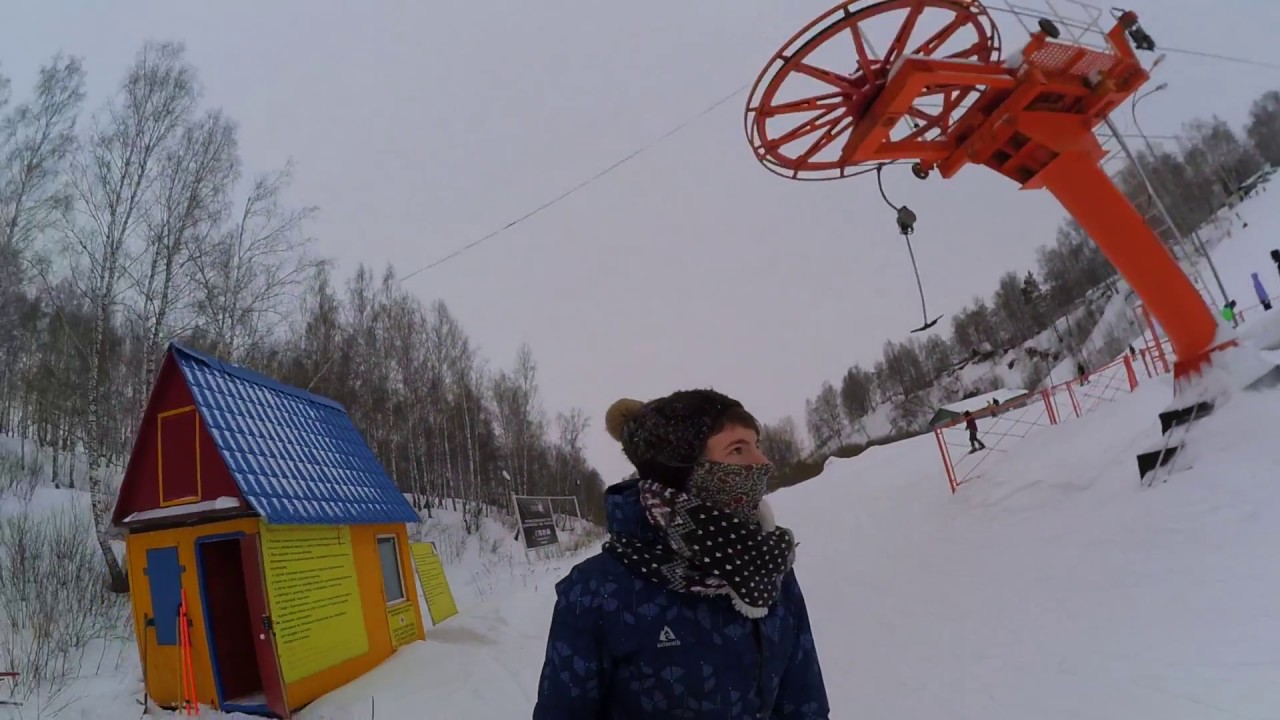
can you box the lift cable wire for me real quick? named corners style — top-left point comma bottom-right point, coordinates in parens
top-left (1158, 45), bottom-right (1280, 71)
top-left (399, 32), bottom-right (1273, 282)
top-left (400, 83), bottom-right (751, 282)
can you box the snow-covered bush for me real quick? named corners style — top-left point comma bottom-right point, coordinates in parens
top-left (0, 496), bottom-right (129, 701)
top-left (0, 449), bottom-right (39, 505)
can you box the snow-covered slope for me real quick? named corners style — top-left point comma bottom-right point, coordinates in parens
top-left (781, 362), bottom-right (1280, 718)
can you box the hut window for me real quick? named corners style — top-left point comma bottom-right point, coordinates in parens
top-left (376, 536), bottom-right (406, 604)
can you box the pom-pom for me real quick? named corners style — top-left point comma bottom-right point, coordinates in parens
top-left (604, 398), bottom-right (645, 442)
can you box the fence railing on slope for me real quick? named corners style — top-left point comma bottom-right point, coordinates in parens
top-left (1137, 291), bottom-right (1279, 377)
top-left (934, 353), bottom-right (1142, 494)
top-left (1048, 354), bottom-right (1140, 421)
top-left (933, 389), bottom-right (1057, 494)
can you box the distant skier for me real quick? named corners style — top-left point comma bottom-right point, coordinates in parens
top-left (1272, 249), bottom-right (1280, 282)
top-left (1222, 299), bottom-right (1239, 327)
top-left (964, 410), bottom-right (986, 452)
top-left (1253, 272), bottom-right (1272, 311)
top-left (1077, 360), bottom-right (1089, 386)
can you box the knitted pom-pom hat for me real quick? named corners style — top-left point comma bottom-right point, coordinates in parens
top-left (605, 389), bottom-right (751, 489)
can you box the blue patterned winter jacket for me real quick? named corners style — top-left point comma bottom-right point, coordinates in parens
top-left (532, 479), bottom-right (830, 719)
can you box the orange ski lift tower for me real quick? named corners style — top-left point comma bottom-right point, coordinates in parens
top-left (744, 0), bottom-right (1259, 479)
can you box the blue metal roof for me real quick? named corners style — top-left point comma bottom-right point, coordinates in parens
top-left (171, 342), bottom-right (418, 526)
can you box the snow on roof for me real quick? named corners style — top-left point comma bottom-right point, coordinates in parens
top-left (123, 497), bottom-right (243, 524)
top-left (939, 388), bottom-right (1031, 415)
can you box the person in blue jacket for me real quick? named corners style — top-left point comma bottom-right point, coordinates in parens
top-left (532, 389), bottom-right (830, 719)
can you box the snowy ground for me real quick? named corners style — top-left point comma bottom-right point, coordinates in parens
top-left (5, 191), bottom-right (1280, 719)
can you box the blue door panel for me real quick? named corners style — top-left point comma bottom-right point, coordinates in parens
top-left (144, 546), bottom-right (184, 646)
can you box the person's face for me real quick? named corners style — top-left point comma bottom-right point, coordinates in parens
top-left (702, 425), bottom-right (769, 465)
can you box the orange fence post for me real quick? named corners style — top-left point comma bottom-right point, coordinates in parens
top-left (1123, 354), bottom-right (1139, 391)
top-left (934, 427), bottom-right (958, 494)
top-left (1065, 381), bottom-right (1082, 419)
top-left (1041, 388), bottom-right (1058, 425)
top-left (1138, 303), bottom-right (1171, 375)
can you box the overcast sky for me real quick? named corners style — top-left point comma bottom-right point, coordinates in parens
top-left (5, 0), bottom-right (1279, 483)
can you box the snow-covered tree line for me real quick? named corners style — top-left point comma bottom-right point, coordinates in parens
top-left (0, 42), bottom-right (606, 592)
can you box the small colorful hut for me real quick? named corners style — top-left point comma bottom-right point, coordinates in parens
top-left (113, 342), bottom-right (423, 717)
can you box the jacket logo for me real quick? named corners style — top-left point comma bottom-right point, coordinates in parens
top-left (657, 626), bottom-right (680, 648)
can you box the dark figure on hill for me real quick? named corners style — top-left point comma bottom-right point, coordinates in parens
top-left (1077, 361), bottom-right (1089, 386)
top-left (964, 410), bottom-right (986, 453)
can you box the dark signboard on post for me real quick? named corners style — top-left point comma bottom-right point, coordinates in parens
top-left (513, 495), bottom-right (560, 551)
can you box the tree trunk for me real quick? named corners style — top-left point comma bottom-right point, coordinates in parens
top-left (86, 270), bottom-right (129, 593)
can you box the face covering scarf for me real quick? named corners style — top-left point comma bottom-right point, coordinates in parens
top-left (605, 462), bottom-right (797, 619)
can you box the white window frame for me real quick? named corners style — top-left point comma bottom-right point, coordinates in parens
top-left (375, 534), bottom-right (408, 606)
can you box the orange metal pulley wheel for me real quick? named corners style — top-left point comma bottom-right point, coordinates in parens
top-left (745, 0), bottom-right (1001, 180)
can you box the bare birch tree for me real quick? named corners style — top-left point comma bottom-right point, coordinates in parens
top-left (1, 55), bottom-right (85, 258)
top-left (130, 109), bottom-right (238, 400)
top-left (61, 41), bottom-right (197, 592)
top-left (190, 162), bottom-right (318, 362)
top-left (0, 56), bottom-right (86, 434)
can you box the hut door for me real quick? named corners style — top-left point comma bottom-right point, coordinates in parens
top-left (239, 534), bottom-right (290, 718)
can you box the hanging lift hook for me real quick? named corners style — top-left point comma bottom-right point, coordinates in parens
top-left (1110, 7), bottom-right (1157, 51)
top-left (875, 165), bottom-right (942, 334)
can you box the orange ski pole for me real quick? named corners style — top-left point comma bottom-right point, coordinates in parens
top-left (179, 590), bottom-right (198, 715)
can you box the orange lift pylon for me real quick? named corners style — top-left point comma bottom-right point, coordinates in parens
top-left (745, 0), bottom-right (1227, 386)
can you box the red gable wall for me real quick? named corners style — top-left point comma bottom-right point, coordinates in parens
top-left (112, 353), bottom-right (243, 526)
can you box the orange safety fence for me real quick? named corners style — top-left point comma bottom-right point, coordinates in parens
top-left (935, 354), bottom-right (1142, 494)
top-left (933, 389), bottom-right (1058, 494)
top-left (1047, 354), bottom-right (1141, 421)
top-left (1135, 295), bottom-right (1279, 379)
top-left (1135, 339), bottom-right (1173, 379)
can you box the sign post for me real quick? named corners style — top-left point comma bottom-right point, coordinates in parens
top-left (512, 495), bottom-right (561, 553)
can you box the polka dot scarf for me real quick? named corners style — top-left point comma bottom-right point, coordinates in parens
top-left (605, 468), bottom-right (797, 619)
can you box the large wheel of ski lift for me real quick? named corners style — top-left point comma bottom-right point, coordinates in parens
top-left (744, 0), bottom-right (1003, 181)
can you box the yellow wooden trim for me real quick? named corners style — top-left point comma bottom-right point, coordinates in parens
top-left (157, 405), bottom-right (202, 508)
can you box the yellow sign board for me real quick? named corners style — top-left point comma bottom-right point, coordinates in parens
top-left (259, 524), bottom-right (369, 683)
top-left (409, 542), bottom-right (458, 625)
top-left (386, 602), bottom-right (418, 649)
